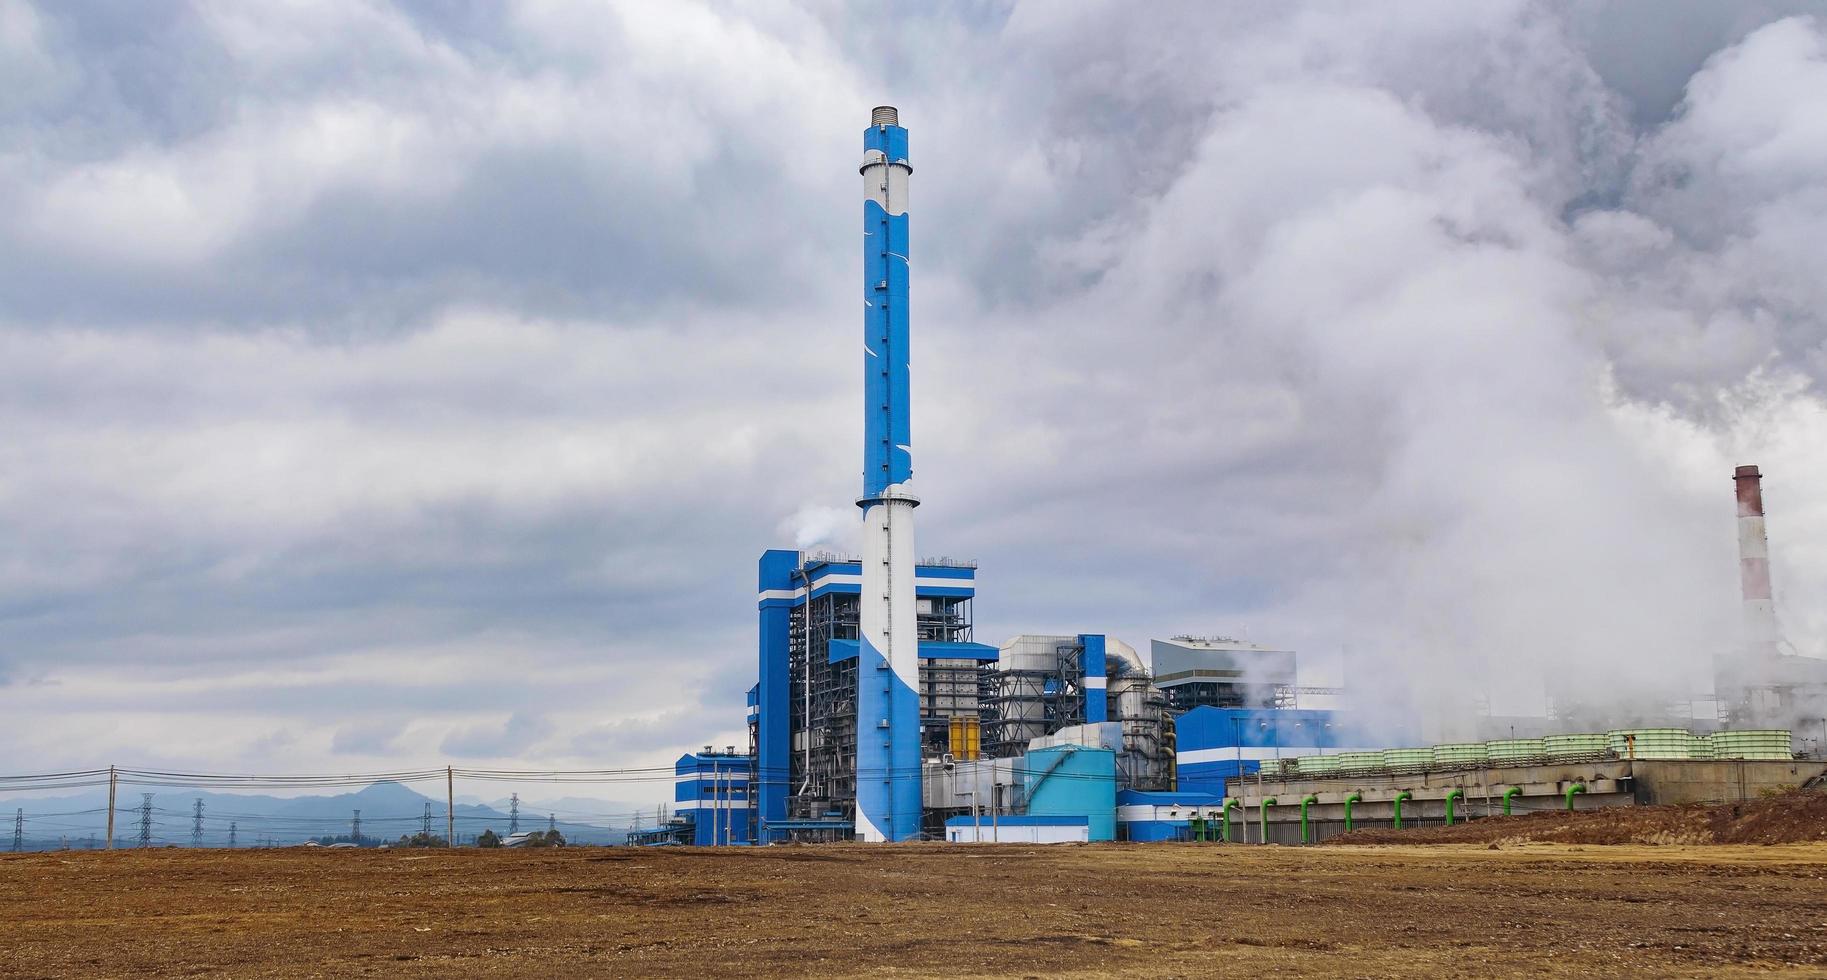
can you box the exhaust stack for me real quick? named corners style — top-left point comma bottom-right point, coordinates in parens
top-left (855, 106), bottom-right (921, 842)
top-left (1734, 464), bottom-right (1779, 659)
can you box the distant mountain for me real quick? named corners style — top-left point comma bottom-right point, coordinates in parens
top-left (0, 780), bottom-right (634, 850)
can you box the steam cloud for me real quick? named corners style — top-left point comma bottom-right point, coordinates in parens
top-left (0, 2), bottom-right (1825, 783)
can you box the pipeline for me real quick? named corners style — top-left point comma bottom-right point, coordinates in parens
top-left (1299, 794), bottom-right (1319, 844)
top-left (1502, 787), bottom-right (1522, 816)
top-left (1222, 798), bottom-right (1243, 843)
top-left (1343, 791), bottom-right (1362, 833)
top-left (1444, 788), bottom-right (1466, 827)
top-left (1259, 797), bottom-right (1277, 844)
top-left (1164, 719), bottom-right (1177, 790)
top-left (1564, 783), bottom-right (1586, 811)
top-left (1392, 790), bottom-right (1413, 829)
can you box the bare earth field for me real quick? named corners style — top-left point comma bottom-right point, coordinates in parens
top-left (5, 842), bottom-right (1827, 978)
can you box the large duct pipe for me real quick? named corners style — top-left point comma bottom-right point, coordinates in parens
top-left (1734, 465), bottom-right (1779, 660)
top-left (855, 106), bottom-right (921, 842)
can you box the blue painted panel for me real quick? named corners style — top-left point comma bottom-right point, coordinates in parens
top-left (1118, 790), bottom-right (1225, 807)
top-left (755, 550), bottom-right (797, 840)
top-left (830, 639), bottom-right (999, 663)
top-left (1175, 706), bottom-right (1417, 752)
top-left (1080, 633), bottom-right (1108, 724)
top-left (1025, 745), bottom-right (1117, 841)
top-left (1124, 821), bottom-right (1191, 842)
top-left (852, 630), bottom-right (923, 841)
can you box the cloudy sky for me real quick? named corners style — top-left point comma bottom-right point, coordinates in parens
top-left (5, 0), bottom-right (1827, 793)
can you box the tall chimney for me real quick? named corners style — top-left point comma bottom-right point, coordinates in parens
top-left (1734, 464), bottom-right (1779, 659)
top-left (855, 106), bottom-right (921, 842)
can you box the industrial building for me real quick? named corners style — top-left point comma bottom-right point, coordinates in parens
top-left (654, 107), bottom-right (1827, 849)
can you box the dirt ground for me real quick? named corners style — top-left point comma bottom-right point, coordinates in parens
top-left (5, 842), bottom-right (1827, 978)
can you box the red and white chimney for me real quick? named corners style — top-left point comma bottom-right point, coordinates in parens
top-left (1734, 464), bottom-right (1779, 658)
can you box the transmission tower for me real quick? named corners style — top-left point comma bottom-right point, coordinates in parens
top-left (350, 809), bottom-right (361, 844)
top-left (136, 794), bottom-right (154, 848)
top-left (11, 809), bottom-right (21, 852)
top-left (508, 793), bottom-right (519, 834)
top-left (548, 813), bottom-right (556, 834)
top-left (228, 822), bottom-right (237, 848)
top-left (421, 802), bottom-right (432, 837)
top-left (191, 799), bottom-right (205, 847)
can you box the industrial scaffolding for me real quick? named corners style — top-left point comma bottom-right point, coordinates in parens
top-left (784, 567), bottom-right (981, 827)
top-left (981, 639), bottom-right (1087, 759)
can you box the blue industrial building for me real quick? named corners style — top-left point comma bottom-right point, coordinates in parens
top-left (755, 551), bottom-right (995, 842)
top-left (1116, 790), bottom-right (1228, 842)
top-left (674, 749), bottom-right (752, 846)
top-left (1174, 706), bottom-right (1414, 798)
top-left (687, 109), bottom-right (1398, 846)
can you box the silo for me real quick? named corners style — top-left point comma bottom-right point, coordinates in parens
top-left (1709, 730), bottom-right (1793, 760)
top-left (1484, 739), bottom-right (1545, 765)
top-left (1542, 733), bottom-right (1608, 760)
top-left (1605, 729), bottom-right (1697, 760)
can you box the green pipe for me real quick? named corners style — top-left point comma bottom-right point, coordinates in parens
top-left (1222, 799), bottom-right (1242, 843)
top-left (1502, 787), bottom-right (1523, 816)
top-left (1392, 790), bottom-right (1413, 829)
top-left (1299, 794), bottom-right (1319, 844)
top-left (1564, 783), bottom-right (1586, 811)
top-left (1342, 792), bottom-right (1362, 833)
top-left (1259, 797), bottom-right (1277, 844)
top-left (1444, 788), bottom-right (1466, 826)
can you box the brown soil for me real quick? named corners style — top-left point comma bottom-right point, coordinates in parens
top-left (5, 842), bottom-right (1827, 977)
top-left (1338, 787), bottom-right (1827, 847)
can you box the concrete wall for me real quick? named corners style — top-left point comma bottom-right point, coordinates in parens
top-left (1634, 760), bottom-right (1827, 805)
top-left (1222, 758), bottom-right (1827, 842)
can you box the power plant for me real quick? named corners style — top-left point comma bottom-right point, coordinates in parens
top-left (649, 107), bottom-right (1827, 846)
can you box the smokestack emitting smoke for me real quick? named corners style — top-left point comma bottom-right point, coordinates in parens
top-left (855, 106), bottom-right (921, 842)
top-left (1735, 464), bottom-right (1779, 659)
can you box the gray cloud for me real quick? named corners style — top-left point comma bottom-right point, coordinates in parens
top-left (2, 1), bottom-right (1826, 790)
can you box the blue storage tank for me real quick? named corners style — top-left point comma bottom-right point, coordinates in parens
top-left (1024, 744), bottom-right (1116, 841)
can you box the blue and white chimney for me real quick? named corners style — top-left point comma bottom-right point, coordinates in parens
top-left (856, 106), bottom-right (921, 842)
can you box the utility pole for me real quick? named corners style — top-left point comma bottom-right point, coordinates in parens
top-left (12, 809), bottom-right (21, 852)
top-left (351, 809), bottom-right (361, 845)
top-left (136, 794), bottom-right (154, 848)
top-left (228, 823), bottom-right (237, 848)
top-left (445, 767), bottom-right (455, 847)
top-left (421, 802), bottom-right (432, 837)
top-left (105, 766), bottom-right (117, 850)
top-left (191, 799), bottom-right (205, 847)
top-left (508, 793), bottom-right (519, 835)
